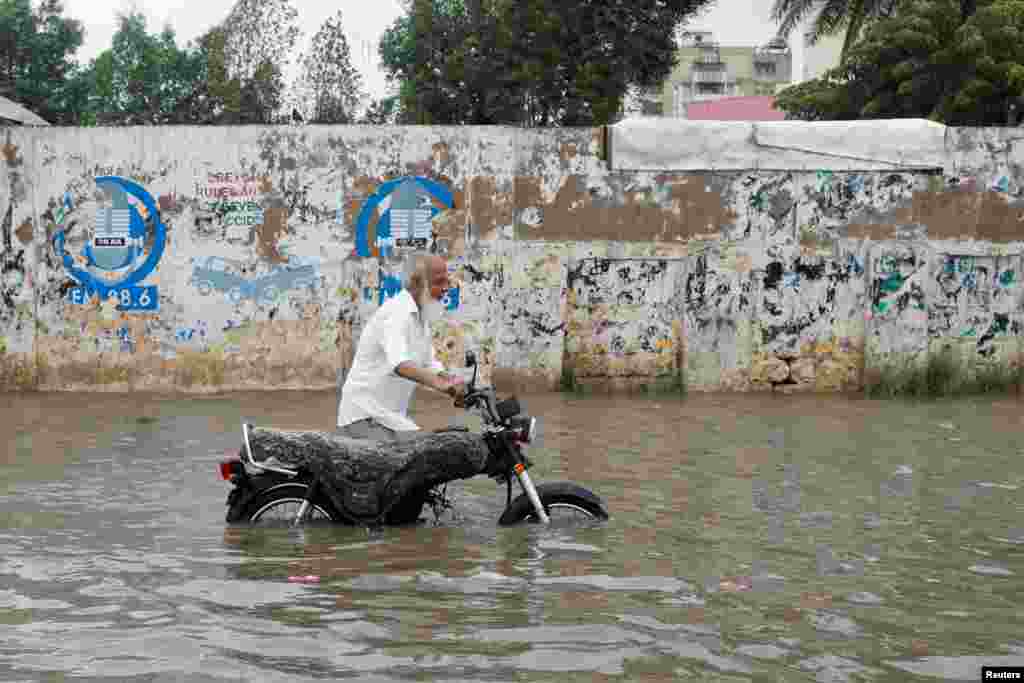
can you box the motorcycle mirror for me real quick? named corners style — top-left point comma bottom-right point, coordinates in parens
top-left (465, 351), bottom-right (477, 367)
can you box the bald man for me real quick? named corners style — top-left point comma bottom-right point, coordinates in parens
top-left (336, 254), bottom-right (465, 441)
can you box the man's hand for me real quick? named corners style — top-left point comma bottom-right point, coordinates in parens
top-left (440, 374), bottom-right (466, 403)
top-left (396, 363), bottom-right (466, 402)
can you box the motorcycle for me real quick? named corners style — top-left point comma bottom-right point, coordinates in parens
top-left (217, 352), bottom-right (610, 527)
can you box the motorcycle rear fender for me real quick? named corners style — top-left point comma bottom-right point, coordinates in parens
top-left (225, 473), bottom-right (304, 522)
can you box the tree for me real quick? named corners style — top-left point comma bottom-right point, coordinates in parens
top-left (296, 10), bottom-right (363, 124)
top-left (774, 0), bottom-right (1024, 125)
top-left (770, 0), bottom-right (899, 63)
top-left (0, 0), bottom-right (84, 124)
top-left (84, 11), bottom-right (205, 125)
top-left (379, 0), bottom-right (468, 124)
top-left (360, 95), bottom-right (401, 124)
top-left (218, 0), bottom-right (301, 124)
top-left (378, 0), bottom-right (709, 127)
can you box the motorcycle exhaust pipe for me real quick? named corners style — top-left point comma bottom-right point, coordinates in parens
top-left (514, 463), bottom-right (550, 524)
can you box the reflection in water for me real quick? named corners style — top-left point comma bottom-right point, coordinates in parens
top-left (2, 389), bottom-right (1024, 680)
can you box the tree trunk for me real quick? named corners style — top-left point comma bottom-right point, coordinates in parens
top-left (840, 0), bottom-right (865, 65)
top-left (247, 426), bottom-right (497, 523)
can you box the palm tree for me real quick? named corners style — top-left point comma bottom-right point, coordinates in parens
top-left (770, 0), bottom-right (899, 63)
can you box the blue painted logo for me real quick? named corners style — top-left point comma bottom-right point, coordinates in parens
top-left (355, 176), bottom-right (453, 257)
top-left (51, 176), bottom-right (167, 311)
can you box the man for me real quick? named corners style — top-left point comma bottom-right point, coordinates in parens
top-left (336, 253), bottom-right (465, 441)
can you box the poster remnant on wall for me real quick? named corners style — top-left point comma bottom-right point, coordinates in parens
top-left (355, 176), bottom-right (453, 257)
top-left (51, 176), bottom-right (167, 311)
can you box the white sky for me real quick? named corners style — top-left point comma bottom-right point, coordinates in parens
top-left (63, 0), bottom-right (802, 105)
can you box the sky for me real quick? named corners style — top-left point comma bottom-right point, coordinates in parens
top-left (63, 0), bottom-right (803, 105)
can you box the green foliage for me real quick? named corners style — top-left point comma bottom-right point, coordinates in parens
top-left (775, 0), bottom-right (1024, 125)
top-left (771, 0), bottom-right (899, 62)
top-left (0, 0), bottom-right (84, 124)
top-left (81, 11), bottom-right (205, 125)
top-left (559, 364), bottom-right (583, 393)
top-left (360, 95), bottom-right (401, 124)
top-left (296, 10), bottom-right (363, 124)
top-left (378, 0), bottom-right (710, 126)
top-left (865, 349), bottom-right (1023, 398)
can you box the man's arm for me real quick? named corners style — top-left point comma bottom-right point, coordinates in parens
top-left (395, 361), bottom-right (451, 393)
top-left (427, 333), bottom-right (446, 375)
top-left (384, 314), bottom-right (460, 396)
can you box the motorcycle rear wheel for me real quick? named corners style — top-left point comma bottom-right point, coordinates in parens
top-left (498, 481), bottom-right (609, 526)
top-left (235, 483), bottom-right (339, 525)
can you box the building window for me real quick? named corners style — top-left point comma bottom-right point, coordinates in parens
top-left (697, 83), bottom-right (724, 95)
top-left (699, 46), bottom-right (721, 64)
top-left (757, 62), bottom-right (777, 76)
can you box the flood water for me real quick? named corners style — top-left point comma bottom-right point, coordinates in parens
top-left (2, 388), bottom-right (1023, 682)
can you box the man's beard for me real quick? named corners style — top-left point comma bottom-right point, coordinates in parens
top-left (422, 298), bottom-right (445, 325)
top-left (416, 290), bottom-right (445, 326)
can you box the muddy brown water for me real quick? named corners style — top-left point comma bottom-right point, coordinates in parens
top-left (2, 389), bottom-right (1023, 682)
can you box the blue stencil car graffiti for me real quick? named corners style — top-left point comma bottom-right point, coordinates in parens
top-left (189, 255), bottom-right (319, 304)
top-left (51, 177), bottom-right (167, 311)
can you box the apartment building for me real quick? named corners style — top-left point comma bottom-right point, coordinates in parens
top-left (660, 31), bottom-right (793, 118)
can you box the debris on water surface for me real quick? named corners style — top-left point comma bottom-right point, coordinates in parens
top-left (968, 564), bottom-right (1014, 577)
top-left (288, 575), bottom-right (321, 583)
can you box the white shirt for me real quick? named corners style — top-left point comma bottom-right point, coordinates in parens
top-left (337, 288), bottom-right (445, 431)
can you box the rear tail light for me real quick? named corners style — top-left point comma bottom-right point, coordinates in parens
top-left (219, 455), bottom-right (242, 481)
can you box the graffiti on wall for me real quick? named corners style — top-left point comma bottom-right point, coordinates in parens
top-left (799, 172), bottom-right (924, 239)
top-left (188, 255), bottom-right (319, 305)
top-left (495, 247), bottom-right (564, 370)
top-left (681, 248), bottom-right (755, 388)
top-left (726, 173), bottom-right (796, 241)
top-left (929, 254), bottom-right (1022, 356)
top-left (685, 250), bottom-right (751, 351)
top-left (568, 258), bottom-right (679, 356)
top-left (871, 248), bottom-right (925, 315)
top-left (355, 176), bottom-right (453, 257)
top-left (51, 177), bottom-right (167, 312)
top-left (194, 172), bottom-right (264, 240)
top-left (758, 247), bottom-right (865, 356)
top-left (867, 244), bottom-right (929, 357)
top-left (1, 201), bottom-right (30, 330)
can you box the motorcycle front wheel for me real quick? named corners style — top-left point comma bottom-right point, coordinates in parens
top-left (498, 481), bottom-right (610, 526)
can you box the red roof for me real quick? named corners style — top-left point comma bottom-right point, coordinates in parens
top-left (685, 95), bottom-right (786, 121)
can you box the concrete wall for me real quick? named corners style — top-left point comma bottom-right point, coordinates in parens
top-left (1, 123), bottom-right (1022, 393)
